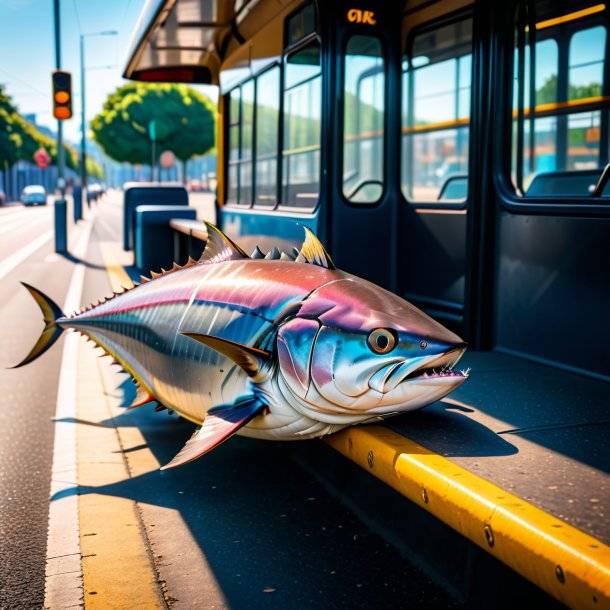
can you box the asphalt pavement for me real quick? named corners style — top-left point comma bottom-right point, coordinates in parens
top-left (0, 200), bottom-right (74, 609)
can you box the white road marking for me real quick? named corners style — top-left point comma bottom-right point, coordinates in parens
top-left (0, 230), bottom-right (53, 283)
top-left (44, 215), bottom-right (94, 610)
top-left (0, 212), bottom-right (50, 237)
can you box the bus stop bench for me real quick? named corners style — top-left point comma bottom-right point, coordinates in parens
top-left (134, 205), bottom-right (196, 273)
top-left (169, 218), bottom-right (208, 263)
top-left (123, 184), bottom-right (188, 251)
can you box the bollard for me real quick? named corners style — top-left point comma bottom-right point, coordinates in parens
top-left (73, 186), bottom-right (82, 222)
top-left (54, 198), bottom-right (67, 253)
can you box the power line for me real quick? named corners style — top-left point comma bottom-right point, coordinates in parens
top-left (0, 67), bottom-right (48, 98)
top-left (119, 0), bottom-right (134, 36)
top-left (72, 0), bottom-right (83, 34)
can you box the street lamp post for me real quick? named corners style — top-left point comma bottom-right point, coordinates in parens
top-left (80, 30), bottom-right (117, 214)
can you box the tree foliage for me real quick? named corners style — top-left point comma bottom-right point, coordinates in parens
top-left (536, 74), bottom-right (603, 105)
top-left (91, 83), bottom-right (216, 166)
top-left (0, 85), bottom-right (77, 170)
top-left (86, 157), bottom-right (104, 180)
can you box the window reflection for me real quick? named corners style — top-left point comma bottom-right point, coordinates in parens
top-left (282, 41), bottom-right (321, 207)
top-left (402, 19), bottom-right (472, 203)
top-left (342, 35), bottom-right (385, 203)
top-left (512, 8), bottom-right (609, 197)
top-left (255, 66), bottom-right (280, 206)
top-left (239, 81), bottom-right (254, 205)
top-left (227, 88), bottom-right (240, 203)
top-left (569, 26), bottom-right (606, 100)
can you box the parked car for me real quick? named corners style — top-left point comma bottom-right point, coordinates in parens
top-left (0, 189), bottom-right (5, 205)
top-left (21, 185), bottom-right (47, 206)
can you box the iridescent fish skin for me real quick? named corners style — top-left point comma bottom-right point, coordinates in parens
top-left (273, 276), bottom-right (467, 433)
top-left (15, 224), bottom-right (468, 465)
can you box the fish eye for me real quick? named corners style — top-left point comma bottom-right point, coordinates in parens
top-left (367, 328), bottom-right (397, 354)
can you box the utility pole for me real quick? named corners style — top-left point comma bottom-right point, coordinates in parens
top-left (53, 0), bottom-right (67, 252)
top-left (80, 31), bottom-right (117, 210)
top-left (80, 34), bottom-right (86, 212)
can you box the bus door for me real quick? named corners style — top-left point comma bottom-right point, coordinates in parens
top-left (325, 3), bottom-right (402, 291)
top-left (397, 10), bottom-right (473, 336)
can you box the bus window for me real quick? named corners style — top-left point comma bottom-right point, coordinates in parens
top-left (568, 27), bottom-right (605, 171)
top-left (282, 40), bottom-right (321, 207)
top-left (240, 80), bottom-right (254, 205)
top-left (512, 4), bottom-right (609, 197)
top-left (255, 66), bottom-right (280, 206)
top-left (286, 2), bottom-right (316, 48)
top-left (342, 35), bottom-right (385, 204)
top-left (227, 87), bottom-right (241, 203)
top-left (226, 82), bottom-right (254, 206)
top-left (401, 18), bottom-right (473, 204)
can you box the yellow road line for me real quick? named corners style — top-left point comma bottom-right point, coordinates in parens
top-left (77, 341), bottom-right (164, 609)
top-left (324, 427), bottom-right (610, 610)
top-left (77, 242), bottom-right (164, 609)
top-left (98, 242), bottom-right (135, 292)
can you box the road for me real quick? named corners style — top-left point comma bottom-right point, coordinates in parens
top-left (0, 200), bottom-right (74, 609)
top-left (0, 193), bottom-right (458, 610)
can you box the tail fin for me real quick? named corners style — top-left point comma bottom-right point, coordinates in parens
top-left (12, 282), bottom-right (65, 368)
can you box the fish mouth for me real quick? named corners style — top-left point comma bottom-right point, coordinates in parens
top-left (401, 344), bottom-right (468, 383)
top-left (371, 344), bottom-right (468, 393)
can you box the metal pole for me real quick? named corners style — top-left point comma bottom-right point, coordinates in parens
top-left (53, 0), bottom-right (67, 252)
top-left (80, 34), bottom-right (87, 213)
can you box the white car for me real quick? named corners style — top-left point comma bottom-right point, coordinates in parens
top-left (21, 185), bottom-right (47, 206)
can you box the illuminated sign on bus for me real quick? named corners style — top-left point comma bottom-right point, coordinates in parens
top-left (347, 9), bottom-right (376, 25)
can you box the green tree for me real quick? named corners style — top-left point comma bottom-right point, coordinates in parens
top-left (0, 108), bottom-right (20, 167)
top-left (86, 157), bottom-right (104, 180)
top-left (0, 85), bottom-right (77, 171)
top-left (0, 87), bottom-right (21, 168)
top-left (91, 83), bottom-right (216, 180)
top-left (536, 73), bottom-right (603, 104)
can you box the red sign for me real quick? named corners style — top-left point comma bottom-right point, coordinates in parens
top-left (159, 150), bottom-right (176, 169)
top-left (34, 147), bottom-right (51, 169)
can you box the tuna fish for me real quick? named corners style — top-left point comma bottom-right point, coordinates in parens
top-left (15, 223), bottom-right (468, 468)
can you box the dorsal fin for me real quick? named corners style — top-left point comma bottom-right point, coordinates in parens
top-left (298, 227), bottom-right (336, 270)
top-left (199, 222), bottom-right (248, 264)
top-left (265, 246), bottom-right (280, 260)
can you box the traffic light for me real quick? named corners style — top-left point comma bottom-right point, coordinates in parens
top-left (52, 70), bottom-right (72, 120)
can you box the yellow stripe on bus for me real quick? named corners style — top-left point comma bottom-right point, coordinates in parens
top-left (536, 4), bottom-right (606, 31)
top-left (324, 426), bottom-right (610, 610)
top-left (402, 117), bottom-right (470, 135)
top-left (400, 96), bottom-right (610, 136)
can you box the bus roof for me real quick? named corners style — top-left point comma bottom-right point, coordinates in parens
top-left (123, 0), bottom-right (234, 84)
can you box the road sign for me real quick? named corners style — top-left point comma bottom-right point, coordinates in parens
top-left (34, 147), bottom-right (51, 169)
top-left (159, 150), bottom-right (176, 168)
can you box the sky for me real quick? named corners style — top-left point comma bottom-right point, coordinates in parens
top-left (0, 0), bottom-right (218, 143)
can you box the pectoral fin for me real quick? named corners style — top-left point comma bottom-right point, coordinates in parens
top-left (161, 397), bottom-right (266, 470)
top-left (180, 332), bottom-right (270, 380)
